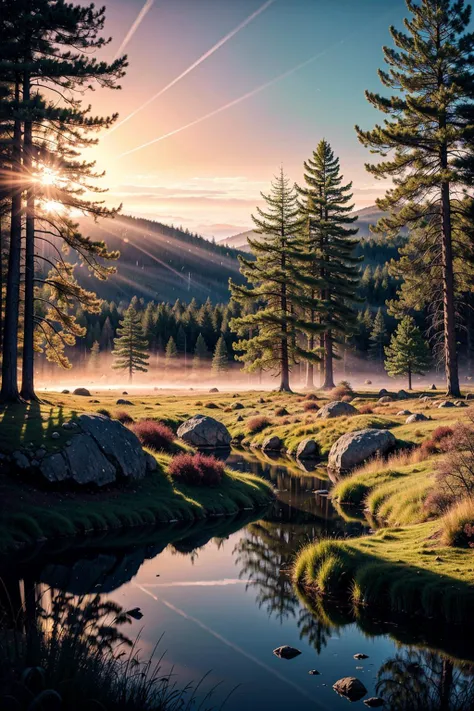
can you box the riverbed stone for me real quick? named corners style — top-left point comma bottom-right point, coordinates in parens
top-left (177, 414), bottom-right (231, 448)
top-left (406, 413), bottom-right (429, 423)
top-left (364, 698), bottom-right (385, 708)
top-left (328, 428), bottom-right (396, 475)
top-left (333, 677), bottom-right (367, 702)
top-left (296, 438), bottom-right (319, 459)
top-left (273, 645), bottom-right (301, 660)
top-left (73, 387), bottom-right (91, 397)
top-left (315, 401), bottom-right (358, 419)
top-left (262, 435), bottom-right (282, 452)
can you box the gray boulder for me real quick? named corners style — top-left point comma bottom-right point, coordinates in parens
top-left (273, 645), bottom-right (301, 660)
top-left (177, 414), bottom-right (231, 449)
top-left (209, 387), bottom-right (219, 393)
top-left (364, 698), bottom-right (385, 708)
top-left (397, 390), bottom-right (409, 399)
top-left (333, 677), bottom-right (367, 702)
top-left (379, 389), bottom-right (389, 397)
top-left (455, 400), bottom-right (468, 408)
top-left (397, 410), bottom-right (411, 416)
top-left (78, 414), bottom-right (147, 480)
top-left (378, 396), bottom-right (393, 403)
top-left (40, 452), bottom-right (68, 483)
top-left (438, 400), bottom-right (455, 408)
top-left (296, 438), bottom-right (319, 459)
top-left (145, 452), bottom-right (158, 472)
top-left (315, 401), bottom-right (358, 419)
top-left (262, 435), bottom-right (282, 453)
top-left (116, 398), bottom-right (133, 406)
top-left (406, 413), bottom-right (429, 423)
top-left (73, 387), bottom-right (91, 397)
top-left (328, 428), bottom-right (396, 475)
top-left (12, 451), bottom-right (30, 470)
top-left (62, 434), bottom-right (116, 486)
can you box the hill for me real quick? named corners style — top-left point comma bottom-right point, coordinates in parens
top-left (219, 205), bottom-right (386, 252)
top-left (68, 214), bottom-right (245, 303)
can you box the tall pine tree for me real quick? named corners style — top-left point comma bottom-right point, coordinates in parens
top-left (369, 308), bottom-right (388, 364)
top-left (212, 335), bottom-right (229, 374)
top-left (112, 305), bottom-right (149, 382)
top-left (385, 316), bottom-right (431, 390)
top-left (355, 0), bottom-right (474, 397)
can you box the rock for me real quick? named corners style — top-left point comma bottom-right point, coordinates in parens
top-left (466, 393), bottom-right (474, 400)
top-left (296, 438), bottom-right (319, 459)
top-left (397, 390), bottom-right (409, 399)
top-left (273, 645), bottom-right (301, 660)
top-left (354, 653), bottom-right (369, 660)
top-left (364, 380), bottom-right (372, 385)
top-left (378, 396), bottom-right (393, 403)
top-left (378, 389), bottom-right (389, 397)
top-left (62, 434), bottom-right (117, 486)
top-left (308, 669), bottom-right (320, 675)
top-left (209, 387), bottom-right (219, 393)
top-left (122, 391), bottom-right (128, 395)
top-left (328, 428), bottom-right (396, 475)
top-left (12, 451), bottom-right (30, 470)
top-left (231, 402), bottom-right (244, 410)
top-left (262, 435), bottom-right (282, 452)
top-left (51, 432), bottom-right (60, 440)
top-left (145, 452), bottom-right (158, 472)
top-left (61, 389), bottom-right (70, 394)
top-left (62, 422), bottom-right (74, 430)
top-left (236, 414), bottom-right (244, 422)
top-left (78, 414), bottom-right (146, 481)
top-left (406, 413), bottom-right (429, 423)
top-left (314, 489), bottom-right (329, 495)
top-left (333, 677), bottom-right (367, 702)
top-left (126, 607), bottom-right (143, 620)
top-left (40, 452), bottom-right (69, 483)
top-left (116, 399), bottom-right (133, 405)
top-left (177, 415), bottom-right (231, 449)
top-left (431, 384), bottom-right (437, 390)
top-left (73, 387), bottom-right (91, 397)
top-left (397, 410), bottom-right (411, 416)
top-left (438, 400), bottom-right (455, 408)
top-left (455, 400), bottom-right (468, 407)
top-left (35, 448), bottom-right (46, 459)
top-left (364, 698), bottom-right (385, 708)
top-left (315, 401), bottom-right (358, 419)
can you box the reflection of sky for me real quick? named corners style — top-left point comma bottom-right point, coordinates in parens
top-left (111, 526), bottom-right (395, 711)
top-left (84, 0), bottom-right (416, 237)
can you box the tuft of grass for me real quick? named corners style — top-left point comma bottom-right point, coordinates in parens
top-left (247, 415), bottom-right (272, 434)
top-left (131, 419), bottom-right (175, 452)
top-left (442, 498), bottom-right (474, 546)
top-left (115, 410), bottom-right (134, 425)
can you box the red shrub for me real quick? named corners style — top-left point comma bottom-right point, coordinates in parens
top-left (247, 415), bottom-right (272, 434)
top-left (115, 410), bottom-right (134, 425)
top-left (358, 404), bottom-right (373, 415)
top-left (303, 401), bottom-right (320, 412)
top-left (424, 490), bottom-right (456, 517)
top-left (168, 452), bottom-right (224, 486)
top-left (131, 419), bottom-right (174, 452)
top-left (421, 426), bottom-right (455, 456)
top-left (329, 381), bottom-right (354, 401)
top-left (431, 426), bottom-right (455, 443)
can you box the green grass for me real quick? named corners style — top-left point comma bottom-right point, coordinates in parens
top-left (293, 523), bottom-right (474, 623)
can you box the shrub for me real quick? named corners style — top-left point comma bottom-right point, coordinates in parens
top-left (424, 489), bottom-right (456, 517)
top-left (247, 415), bottom-right (272, 434)
top-left (358, 404), bottom-right (373, 415)
top-left (275, 406), bottom-right (289, 416)
top-left (97, 408), bottom-right (111, 418)
top-left (442, 498), bottom-right (474, 546)
top-left (329, 380), bottom-right (354, 401)
top-left (304, 393), bottom-right (318, 401)
top-left (131, 420), bottom-right (174, 451)
top-left (435, 421), bottom-right (474, 501)
top-left (303, 401), bottom-right (319, 411)
top-left (168, 452), bottom-right (224, 486)
top-left (431, 425), bottom-right (455, 443)
top-left (115, 410), bottom-right (134, 425)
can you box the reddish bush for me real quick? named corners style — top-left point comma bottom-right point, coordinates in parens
top-left (131, 419), bottom-right (174, 452)
top-left (424, 489), bottom-right (456, 516)
top-left (329, 380), bottom-right (354, 402)
top-left (168, 452), bottom-right (224, 486)
top-left (358, 404), bottom-right (373, 415)
top-left (431, 426), bottom-right (455, 443)
top-left (304, 393), bottom-right (318, 401)
top-left (247, 415), bottom-right (272, 434)
top-left (303, 401), bottom-right (320, 412)
top-left (421, 426), bottom-right (455, 456)
top-left (115, 410), bottom-right (134, 425)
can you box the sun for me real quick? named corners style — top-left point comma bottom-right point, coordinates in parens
top-left (38, 168), bottom-right (59, 186)
top-left (42, 200), bottom-right (65, 214)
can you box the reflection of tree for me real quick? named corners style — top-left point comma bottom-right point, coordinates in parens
top-left (376, 650), bottom-right (474, 711)
top-left (296, 606), bottom-right (333, 655)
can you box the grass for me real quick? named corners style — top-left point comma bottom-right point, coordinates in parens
top-left (442, 497), bottom-right (474, 546)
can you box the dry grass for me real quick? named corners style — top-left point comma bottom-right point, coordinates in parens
top-left (442, 497), bottom-right (474, 546)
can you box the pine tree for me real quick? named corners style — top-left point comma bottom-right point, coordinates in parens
top-left (212, 335), bottom-right (229, 374)
top-left (369, 308), bottom-right (388, 364)
top-left (298, 140), bottom-right (361, 389)
top-left (165, 336), bottom-right (178, 367)
top-left (193, 333), bottom-right (209, 368)
top-left (385, 316), bottom-right (431, 390)
top-left (230, 168), bottom-right (312, 392)
top-left (112, 305), bottom-right (149, 382)
top-left (355, 0), bottom-right (474, 397)
top-left (89, 341), bottom-right (100, 371)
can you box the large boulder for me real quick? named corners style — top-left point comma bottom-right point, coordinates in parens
top-left (273, 645), bottom-right (301, 660)
top-left (397, 390), bottom-right (409, 399)
top-left (73, 387), bottom-right (91, 397)
top-left (296, 438), bottom-right (319, 459)
top-left (38, 414), bottom-right (147, 486)
top-left (328, 428), bottom-right (396, 475)
top-left (315, 401), bottom-right (358, 419)
top-left (438, 400), bottom-right (455, 408)
top-left (177, 415), bottom-right (231, 449)
top-left (262, 435), bottom-right (282, 453)
top-left (406, 413), bottom-right (429, 423)
top-left (378, 396), bottom-right (393, 404)
top-left (333, 677), bottom-right (367, 702)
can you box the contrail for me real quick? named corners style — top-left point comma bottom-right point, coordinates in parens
top-left (114, 0), bottom-right (155, 60)
top-left (118, 42), bottom-right (343, 159)
top-left (108, 0), bottom-right (275, 136)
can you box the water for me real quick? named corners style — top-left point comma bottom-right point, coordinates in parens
top-left (1, 449), bottom-right (473, 710)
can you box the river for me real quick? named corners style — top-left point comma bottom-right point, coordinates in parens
top-left (1, 448), bottom-right (473, 710)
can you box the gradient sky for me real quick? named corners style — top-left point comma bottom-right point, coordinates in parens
top-left (86, 0), bottom-right (410, 239)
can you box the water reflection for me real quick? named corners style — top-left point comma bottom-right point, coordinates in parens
top-left (1, 449), bottom-right (474, 710)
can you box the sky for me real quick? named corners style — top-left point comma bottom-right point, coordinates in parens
top-left (86, 0), bottom-right (409, 239)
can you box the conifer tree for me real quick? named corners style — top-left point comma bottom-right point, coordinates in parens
top-left (165, 336), bottom-right (178, 367)
top-left (230, 169), bottom-right (313, 392)
top-left (355, 0), bottom-right (474, 397)
top-left (369, 308), bottom-right (388, 364)
top-left (212, 335), bottom-right (229, 374)
top-left (385, 316), bottom-right (431, 390)
top-left (298, 140), bottom-right (361, 389)
top-left (193, 333), bottom-right (209, 368)
top-left (112, 305), bottom-right (149, 382)
top-left (89, 341), bottom-right (100, 371)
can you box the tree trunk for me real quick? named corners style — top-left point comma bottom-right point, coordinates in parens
top-left (408, 367), bottom-right (412, 391)
top-left (20, 67), bottom-right (37, 401)
top-left (0, 215), bottom-right (3, 352)
top-left (279, 240), bottom-right (291, 392)
top-left (322, 330), bottom-right (335, 389)
top-left (0, 76), bottom-right (22, 403)
top-left (305, 333), bottom-right (314, 389)
top-left (319, 334), bottom-right (325, 387)
top-left (440, 180), bottom-right (460, 397)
